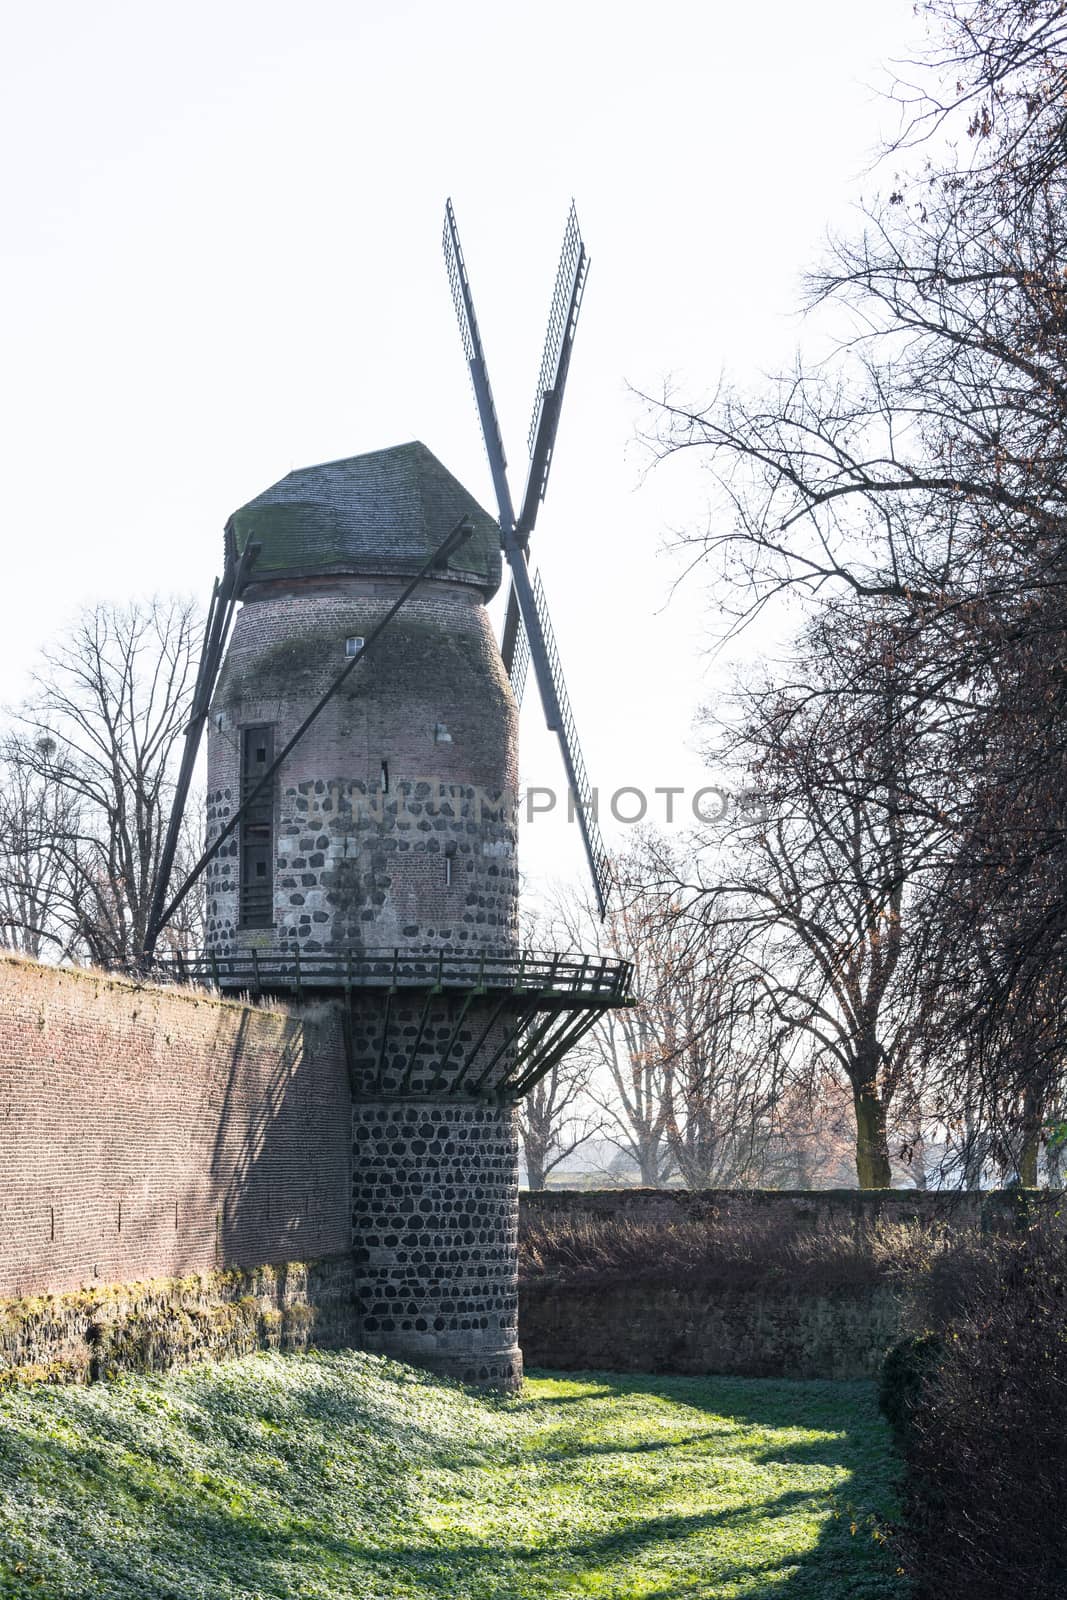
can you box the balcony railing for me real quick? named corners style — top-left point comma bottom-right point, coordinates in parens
top-left (149, 946), bottom-right (634, 1008)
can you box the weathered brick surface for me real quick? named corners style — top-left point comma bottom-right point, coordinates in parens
top-left (206, 577), bottom-right (519, 958)
top-left (0, 957), bottom-right (350, 1297)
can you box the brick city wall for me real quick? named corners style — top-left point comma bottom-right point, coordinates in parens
top-left (206, 578), bottom-right (519, 958)
top-left (0, 956), bottom-right (351, 1299)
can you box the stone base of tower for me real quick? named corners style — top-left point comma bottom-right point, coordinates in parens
top-left (350, 1099), bottom-right (522, 1391)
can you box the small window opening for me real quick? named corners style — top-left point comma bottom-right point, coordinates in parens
top-left (346, 635), bottom-right (365, 658)
top-left (239, 723), bottom-right (275, 927)
top-left (380, 760), bottom-right (389, 793)
top-left (434, 721), bottom-right (452, 744)
top-left (445, 855), bottom-right (452, 886)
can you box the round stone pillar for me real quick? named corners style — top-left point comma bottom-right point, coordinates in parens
top-left (350, 1099), bottom-right (521, 1390)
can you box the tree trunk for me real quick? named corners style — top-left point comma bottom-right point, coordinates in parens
top-left (638, 1139), bottom-right (666, 1187)
top-left (1017, 1084), bottom-right (1042, 1186)
top-left (852, 1082), bottom-right (892, 1189)
top-left (525, 1154), bottom-right (546, 1192)
top-left (522, 1132), bottom-right (548, 1192)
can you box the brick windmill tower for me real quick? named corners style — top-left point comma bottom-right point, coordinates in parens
top-left (145, 203), bottom-right (629, 1389)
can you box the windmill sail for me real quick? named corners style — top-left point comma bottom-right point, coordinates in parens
top-left (501, 203), bottom-right (588, 677)
top-left (518, 201), bottom-right (589, 536)
top-left (442, 199), bottom-right (516, 533)
top-left (528, 569), bottom-right (611, 918)
top-left (442, 197), bottom-right (609, 918)
top-left (510, 610), bottom-right (531, 709)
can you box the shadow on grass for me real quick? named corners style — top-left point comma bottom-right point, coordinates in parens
top-left (0, 1363), bottom-right (908, 1600)
top-left (521, 1368), bottom-right (908, 1600)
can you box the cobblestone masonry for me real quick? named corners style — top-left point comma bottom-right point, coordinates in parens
top-left (205, 578), bottom-right (519, 959)
top-left (345, 993), bottom-right (519, 1098)
top-left (201, 520), bottom-right (526, 1388)
top-left (351, 1099), bottom-right (521, 1390)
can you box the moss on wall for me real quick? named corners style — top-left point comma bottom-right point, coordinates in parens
top-left (0, 1256), bottom-right (355, 1387)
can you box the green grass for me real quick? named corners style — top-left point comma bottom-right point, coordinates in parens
top-left (0, 1352), bottom-right (908, 1599)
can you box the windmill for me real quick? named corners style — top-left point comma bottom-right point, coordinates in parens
top-left (443, 199), bottom-right (611, 919)
top-left (127, 200), bottom-right (633, 1391)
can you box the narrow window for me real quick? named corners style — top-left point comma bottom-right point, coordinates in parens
top-left (445, 854), bottom-right (452, 887)
top-left (240, 723), bottom-right (275, 927)
top-left (345, 635), bottom-right (365, 658)
top-left (380, 760), bottom-right (389, 794)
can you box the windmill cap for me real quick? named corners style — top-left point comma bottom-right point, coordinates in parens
top-left (226, 441), bottom-right (502, 599)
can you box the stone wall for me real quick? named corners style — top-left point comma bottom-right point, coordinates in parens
top-left (517, 1187), bottom-right (1059, 1379)
top-left (351, 1099), bottom-right (521, 1390)
top-left (0, 956), bottom-right (350, 1298)
top-left (521, 1185), bottom-right (1055, 1232)
top-left (345, 992), bottom-right (519, 1098)
top-left (0, 1255), bottom-right (356, 1385)
top-left (520, 1281), bottom-right (905, 1381)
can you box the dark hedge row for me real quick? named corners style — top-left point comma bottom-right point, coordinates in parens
top-left (880, 1222), bottom-right (1067, 1600)
top-left (518, 1208), bottom-right (954, 1292)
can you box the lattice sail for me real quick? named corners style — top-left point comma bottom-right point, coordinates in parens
top-left (528, 201), bottom-right (585, 457)
top-left (520, 202), bottom-right (589, 532)
top-left (529, 568), bottom-right (612, 917)
top-left (442, 199), bottom-right (515, 529)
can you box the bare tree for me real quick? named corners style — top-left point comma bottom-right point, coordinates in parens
top-left (0, 742), bottom-right (80, 959)
top-left (640, 0), bottom-right (1067, 1177)
top-left (766, 1069), bottom-right (862, 1190)
top-left (2, 598), bottom-right (202, 967)
top-left (552, 869), bottom-right (675, 1186)
top-left (642, 913), bottom-right (786, 1189)
top-left (675, 624), bottom-right (945, 1188)
top-left (556, 838), bottom-right (793, 1190)
top-left (519, 1058), bottom-right (603, 1192)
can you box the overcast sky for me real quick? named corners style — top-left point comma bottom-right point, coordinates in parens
top-left (1, 0), bottom-right (921, 902)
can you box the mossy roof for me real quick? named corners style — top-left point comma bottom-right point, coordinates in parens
top-left (226, 442), bottom-right (502, 599)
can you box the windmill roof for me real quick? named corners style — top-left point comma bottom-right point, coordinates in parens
top-left (226, 441), bottom-right (502, 599)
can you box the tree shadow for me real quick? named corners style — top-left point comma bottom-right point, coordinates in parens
top-left (518, 1369), bottom-right (908, 1598)
top-left (0, 1363), bottom-right (908, 1599)
top-left (207, 1002), bottom-right (351, 1271)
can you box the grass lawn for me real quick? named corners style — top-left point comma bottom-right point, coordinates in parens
top-left (0, 1351), bottom-right (908, 1599)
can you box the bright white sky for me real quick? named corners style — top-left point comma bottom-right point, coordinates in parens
top-left (1, 0), bottom-right (921, 902)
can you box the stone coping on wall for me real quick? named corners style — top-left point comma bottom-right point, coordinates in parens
top-left (520, 1186), bottom-right (1060, 1228)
